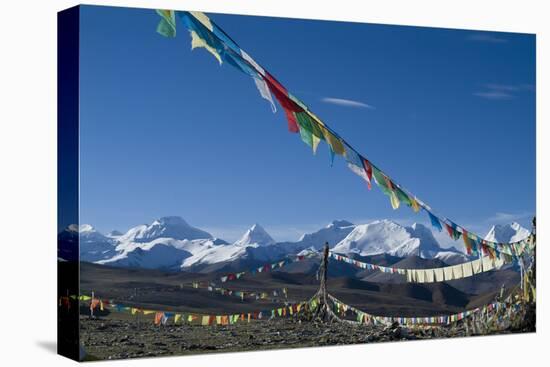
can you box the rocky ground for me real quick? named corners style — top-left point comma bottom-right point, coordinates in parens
top-left (79, 314), bottom-right (526, 361)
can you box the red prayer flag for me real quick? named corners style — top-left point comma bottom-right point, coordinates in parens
top-left (264, 72), bottom-right (301, 133)
top-left (154, 312), bottom-right (164, 325)
top-left (444, 223), bottom-right (454, 238)
top-left (90, 298), bottom-right (100, 310)
top-left (361, 158), bottom-right (373, 189)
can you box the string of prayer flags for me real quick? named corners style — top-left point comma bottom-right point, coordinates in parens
top-left (328, 293), bottom-right (516, 327)
top-left (219, 254), bottom-right (310, 283)
top-left (79, 292), bottom-right (308, 327)
top-left (330, 251), bottom-right (508, 283)
top-left (156, 10), bottom-right (534, 258)
top-left (185, 10), bottom-right (278, 113)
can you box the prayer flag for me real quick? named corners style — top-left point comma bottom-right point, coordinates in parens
top-left (320, 126), bottom-right (345, 156)
top-left (154, 312), bottom-right (165, 326)
top-left (444, 221), bottom-right (462, 241)
top-left (264, 71), bottom-right (301, 133)
top-left (156, 10), bottom-right (177, 37)
top-left (361, 158), bottom-right (373, 189)
top-left (426, 210), bottom-right (442, 231)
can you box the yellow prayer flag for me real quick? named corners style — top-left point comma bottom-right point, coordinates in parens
top-left (390, 192), bottom-right (400, 210)
top-left (190, 31), bottom-right (222, 65)
top-left (383, 177), bottom-right (400, 210)
top-left (142, 310), bottom-right (155, 315)
top-left (320, 126), bottom-right (345, 155)
top-left (311, 134), bottom-right (321, 154)
top-left (174, 314), bottom-right (181, 324)
top-left (189, 11), bottom-right (214, 31)
top-left (411, 197), bottom-right (420, 212)
top-left (201, 315), bottom-right (210, 326)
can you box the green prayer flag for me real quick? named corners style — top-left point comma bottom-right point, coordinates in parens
top-left (295, 112), bottom-right (314, 149)
top-left (395, 186), bottom-right (412, 207)
top-left (155, 10), bottom-right (176, 37)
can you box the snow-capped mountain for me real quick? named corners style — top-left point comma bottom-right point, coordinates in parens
top-left (117, 216), bottom-right (213, 244)
top-left (59, 224), bottom-right (118, 262)
top-left (99, 243), bottom-right (192, 270)
top-left (106, 230), bottom-right (123, 238)
top-left (67, 216), bottom-right (531, 271)
top-left (434, 249), bottom-right (470, 265)
top-left (233, 223), bottom-right (275, 247)
top-left (181, 224), bottom-right (283, 268)
top-left (485, 222), bottom-right (530, 243)
top-left (331, 220), bottom-right (443, 258)
top-left (295, 220), bottom-right (356, 250)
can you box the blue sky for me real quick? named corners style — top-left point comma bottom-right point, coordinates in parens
top-left (79, 5), bottom-right (535, 247)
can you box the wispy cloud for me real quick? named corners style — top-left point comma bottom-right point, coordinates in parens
top-left (473, 91), bottom-right (514, 100)
top-left (485, 84), bottom-right (533, 92)
top-left (473, 83), bottom-right (534, 100)
top-left (467, 33), bottom-right (508, 43)
top-left (321, 97), bottom-right (375, 109)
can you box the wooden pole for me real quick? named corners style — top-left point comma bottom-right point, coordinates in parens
top-left (313, 242), bottom-right (341, 322)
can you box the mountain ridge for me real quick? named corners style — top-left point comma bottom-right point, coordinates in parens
top-left (60, 216), bottom-right (529, 272)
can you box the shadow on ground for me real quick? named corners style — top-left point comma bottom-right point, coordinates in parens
top-left (36, 340), bottom-right (57, 354)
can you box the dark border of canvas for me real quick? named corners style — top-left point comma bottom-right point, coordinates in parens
top-left (57, 5), bottom-right (80, 361)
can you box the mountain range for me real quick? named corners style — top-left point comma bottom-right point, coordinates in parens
top-left (58, 216), bottom-right (529, 272)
